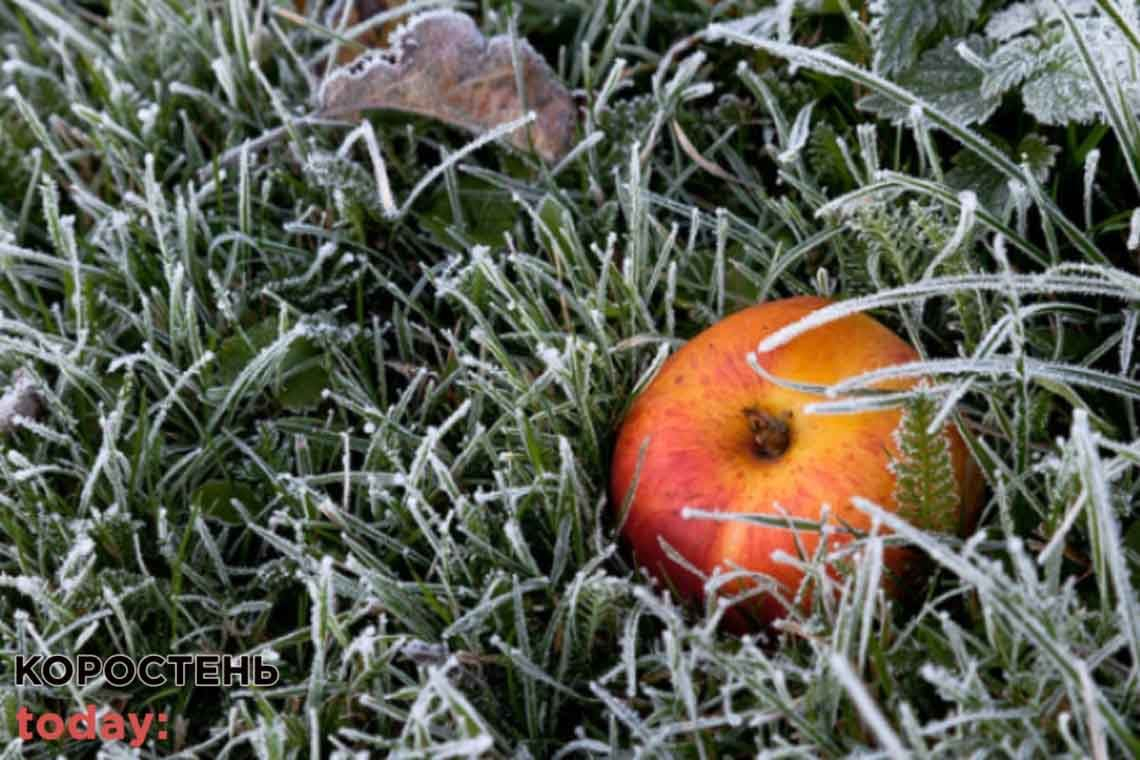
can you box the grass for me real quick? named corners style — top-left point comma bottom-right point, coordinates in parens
top-left (0, 0), bottom-right (1138, 757)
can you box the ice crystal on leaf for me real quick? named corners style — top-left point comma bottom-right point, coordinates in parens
top-left (975, 5), bottom-right (1140, 125)
top-left (891, 390), bottom-right (961, 534)
top-left (870, 0), bottom-right (983, 74)
top-left (860, 36), bottom-right (1000, 126)
top-left (984, 0), bottom-right (1098, 41)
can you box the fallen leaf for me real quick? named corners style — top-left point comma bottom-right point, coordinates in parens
top-left (294, 0), bottom-right (406, 64)
top-left (318, 10), bottom-right (577, 163)
top-left (0, 369), bottom-right (41, 434)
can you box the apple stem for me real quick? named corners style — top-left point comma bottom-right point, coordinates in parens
top-left (743, 407), bottom-right (792, 460)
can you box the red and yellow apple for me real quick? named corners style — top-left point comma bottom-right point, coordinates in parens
top-left (610, 295), bottom-right (983, 630)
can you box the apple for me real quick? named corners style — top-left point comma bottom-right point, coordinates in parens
top-left (610, 295), bottom-right (983, 630)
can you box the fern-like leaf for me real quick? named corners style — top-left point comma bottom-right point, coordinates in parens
top-left (892, 390), bottom-right (961, 533)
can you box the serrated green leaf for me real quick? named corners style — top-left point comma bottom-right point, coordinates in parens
top-left (860, 36), bottom-right (1001, 126)
top-left (1021, 51), bottom-right (1103, 124)
top-left (871, 0), bottom-right (982, 75)
top-left (985, 0), bottom-right (1097, 42)
top-left (1015, 133), bottom-right (1060, 180)
top-left (978, 35), bottom-right (1053, 99)
top-left (871, 0), bottom-right (941, 75)
top-left (939, 0), bottom-right (984, 32)
top-left (945, 133), bottom-right (1057, 216)
top-left (945, 149), bottom-right (1011, 214)
top-left (979, 12), bottom-right (1140, 126)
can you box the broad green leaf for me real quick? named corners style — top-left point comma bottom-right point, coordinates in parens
top-left (214, 317), bottom-right (330, 412)
top-left (860, 36), bottom-right (1001, 126)
top-left (192, 480), bottom-right (259, 525)
top-left (946, 133), bottom-right (1059, 215)
top-left (871, 0), bottom-right (982, 75)
top-left (979, 12), bottom-right (1140, 126)
top-left (1021, 49), bottom-right (1103, 124)
top-left (985, 0), bottom-right (1097, 41)
top-left (1015, 133), bottom-right (1061, 180)
top-left (871, 0), bottom-right (941, 75)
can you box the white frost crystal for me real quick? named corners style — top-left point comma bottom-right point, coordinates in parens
top-left (0, 369), bottom-right (41, 434)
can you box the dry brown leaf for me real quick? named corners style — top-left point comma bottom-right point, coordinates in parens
top-left (0, 369), bottom-right (41, 435)
top-left (670, 119), bottom-right (745, 185)
top-left (294, 0), bottom-right (406, 64)
top-left (318, 10), bottom-right (577, 163)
